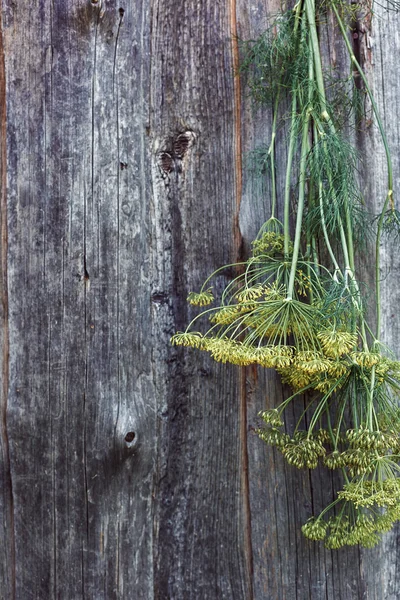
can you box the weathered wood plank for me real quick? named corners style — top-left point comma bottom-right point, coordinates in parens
top-left (2, 1), bottom-right (155, 597)
top-left (149, 0), bottom-right (252, 597)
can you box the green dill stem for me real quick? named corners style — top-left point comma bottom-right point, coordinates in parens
top-left (284, 93), bottom-right (297, 257)
top-left (305, 0), bottom-right (328, 116)
top-left (331, 3), bottom-right (394, 341)
top-left (367, 365), bottom-right (376, 429)
top-left (332, 4), bottom-right (393, 199)
top-left (314, 496), bottom-right (342, 522)
top-left (269, 96), bottom-right (280, 219)
top-left (283, 0), bottom-right (304, 257)
top-left (286, 116), bottom-right (310, 300)
top-left (317, 181), bottom-right (342, 277)
top-left (287, 23), bottom-right (313, 300)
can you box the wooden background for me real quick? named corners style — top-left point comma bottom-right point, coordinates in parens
top-left (0, 0), bottom-right (399, 598)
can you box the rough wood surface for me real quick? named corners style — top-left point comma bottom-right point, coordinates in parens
top-left (0, 0), bottom-right (399, 598)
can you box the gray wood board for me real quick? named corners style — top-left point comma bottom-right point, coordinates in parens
top-left (0, 0), bottom-right (399, 598)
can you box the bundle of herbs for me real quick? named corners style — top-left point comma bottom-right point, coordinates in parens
top-left (171, 0), bottom-right (400, 549)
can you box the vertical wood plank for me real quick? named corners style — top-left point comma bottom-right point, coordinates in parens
top-left (149, 0), bottom-right (252, 597)
top-left (2, 1), bottom-right (155, 597)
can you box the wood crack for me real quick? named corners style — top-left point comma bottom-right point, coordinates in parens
top-left (0, 2), bottom-right (15, 597)
top-left (230, 1), bottom-right (253, 597)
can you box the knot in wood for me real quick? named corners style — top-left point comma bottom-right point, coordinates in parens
top-left (158, 152), bottom-right (174, 174)
top-left (173, 131), bottom-right (196, 159)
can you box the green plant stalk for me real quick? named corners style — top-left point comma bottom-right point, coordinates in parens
top-left (287, 112), bottom-right (311, 299)
top-left (284, 92), bottom-right (298, 257)
top-left (287, 24), bottom-right (313, 300)
top-left (305, 0), bottom-right (329, 118)
top-left (331, 3), bottom-right (394, 341)
top-left (283, 0), bottom-right (304, 257)
top-left (307, 0), bottom-right (370, 347)
top-left (269, 96), bottom-right (280, 219)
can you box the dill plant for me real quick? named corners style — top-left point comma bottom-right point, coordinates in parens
top-left (171, 0), bottom-right (400, 549)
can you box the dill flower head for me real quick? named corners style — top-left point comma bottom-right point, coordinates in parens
top-left (324, 515), bottom-right (351, 550)
top-left (302, 518), bottom-right (328, 541)
top-left (209, 306), bottom-right (239, 325)
top-left (170, 332), bottom-right (205, 348)
top-left (323, 450), bottom-right (345, 470)
top-left (338, 478), bottom-right (400, 508)
top-left (259, 408), bottom-right (283, 427)
top-left (281, 431), bottom-right (326, 469)
top-left (296, 269), bottom-right (312, 297)
top-left (256, 426), bottom-right (290, 448)
top-left (346, 426), bottom-right (398, 452)
top-left (187, 288), bottom-right (214, 306)
top-left (236, 284), bottom-right (264, 302)
top-left (350, 351), bottom-right (381, 368)
top-left (294, 350), bottom-right (331, 375)
top-left (317, 329), bottom-right (357, 359)
top-left (251, 231), bottom-right (290, 256)
top-left (339, 448), bottom-right (377, 476)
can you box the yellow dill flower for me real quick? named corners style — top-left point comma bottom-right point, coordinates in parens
top-left (278, 366), bottom-right (313, 390)
top-left (254, 346), bottom-right (294, 368)
top-left (251, 231), bottom-right (290, 256)
top-left (281, 431), bottom-right (326, 469)
top-left (350, 351), bottom-right (381, 367)
top-left (338, 479), bottom-right (400, 509)
top-left (302, 518), bottom-right (327, 541)
top-left (326, 359), bottom-right (349, 379)
top-left (294, 350), bottom-right (331, 375)
top-left (237, 301), bottom-right (259, 313)
top-left (209, 306), bottom-right (239, 325)
top-left (252, 346), bottom-right (275, 368)
top-left (170, 332), bottom-right (204, 348)
top-left (295, 269), bottom-right (312, 297)
top-left (317, 330), bottom-right (358, 358)
top-left (229, 344), bottom-right (255, 366)
top-left (259, 408), bottom-right (283, 427)
top-left (236, 284), bottom-right (264, 302)
top-left (187, 288), bottom-right (214, 306)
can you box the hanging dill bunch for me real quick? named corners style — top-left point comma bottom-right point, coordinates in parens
top-left (172, 0), bottom-right (400, 551)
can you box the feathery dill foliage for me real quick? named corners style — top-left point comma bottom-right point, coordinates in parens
top-left (171, 0), bottom-right (400, 550)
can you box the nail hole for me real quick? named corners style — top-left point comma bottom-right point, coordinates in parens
top-left (119, 7), bottom-right (125, 16)
top-left (124, 431), bottom-right (135, 443)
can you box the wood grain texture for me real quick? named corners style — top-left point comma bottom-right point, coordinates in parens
top-left (0, 0), bottom-right (399, 598)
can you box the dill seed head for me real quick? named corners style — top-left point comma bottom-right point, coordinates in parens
top-left (236, 284), bottom-right (264, 302)
top-left (317, 330), bottom-right (357, 358)
top-left (259, 408), bottom-right (284, 427)
top-left (170, 332), bottom-right (205, 348)
top-left (209, 307), bottom-right (239, 325)
top-left (302, 518), bottom-right (327, 541)
top-left (187, 288), bottom-right (214, 306)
